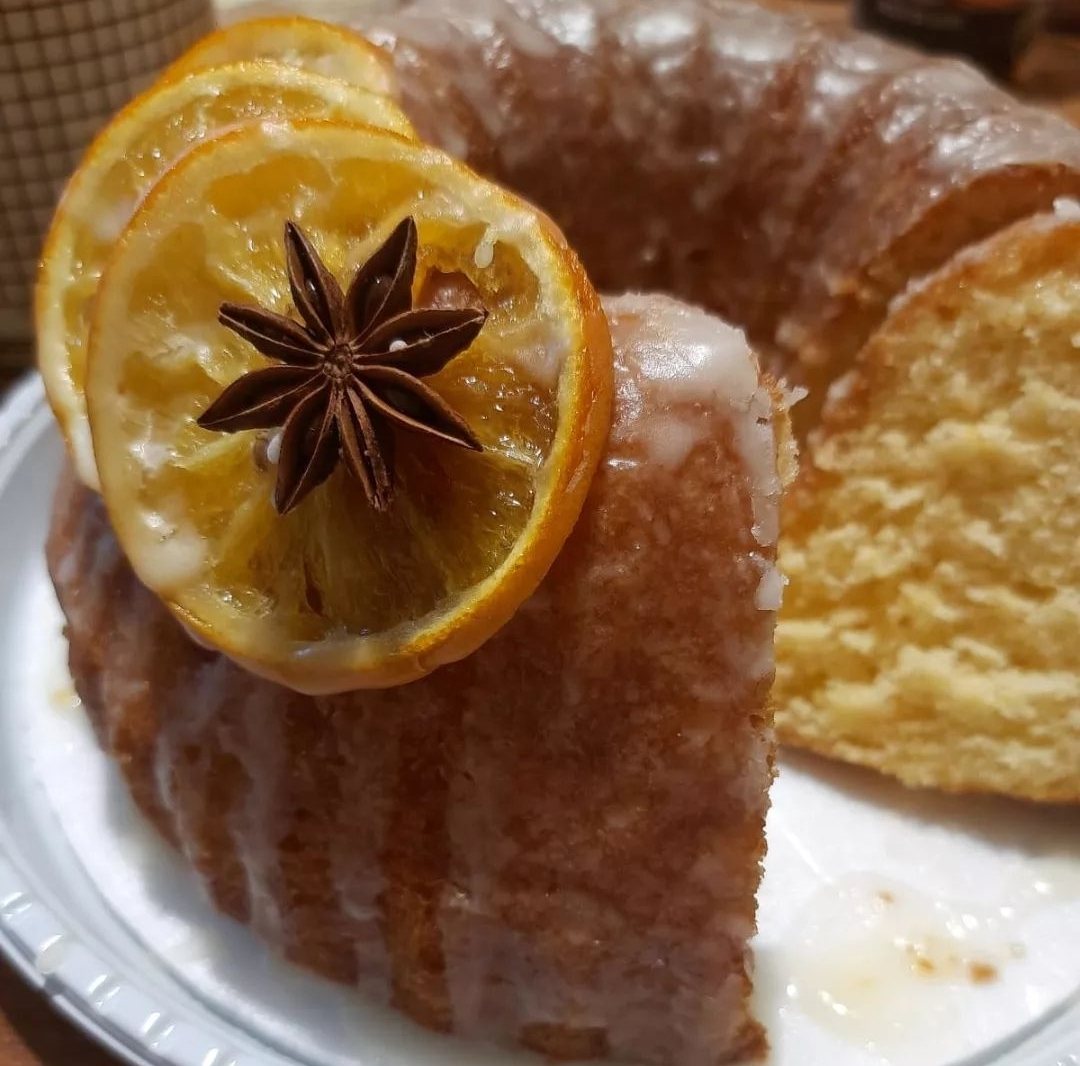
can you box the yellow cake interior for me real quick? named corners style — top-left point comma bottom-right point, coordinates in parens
top-left (776, 213), bottom-right (1080, 802)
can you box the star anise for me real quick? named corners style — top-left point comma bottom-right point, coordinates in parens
top-left (197, 217), bottom-right (486, 514)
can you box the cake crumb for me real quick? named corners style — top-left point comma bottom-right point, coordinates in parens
top-left (966, 961), bottom-right (998, 984)
top-left (907, 946), bottom-right (937, 977)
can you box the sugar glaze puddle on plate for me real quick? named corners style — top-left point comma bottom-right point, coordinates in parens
top-left (2, 378), bottom-right (1080, 1066)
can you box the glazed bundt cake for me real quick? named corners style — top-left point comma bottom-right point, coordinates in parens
top-left (358, 0), bottom-right (1080, 801)
top-left (42, 0), bottom-right (1080, 1063)
top-left (49, 294), bottom-right (788, 1064)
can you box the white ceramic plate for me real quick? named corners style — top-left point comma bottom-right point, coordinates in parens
top-left (1, 375), bottom-right (1080, 1066)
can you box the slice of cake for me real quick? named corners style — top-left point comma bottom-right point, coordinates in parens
top-left (776, 207), bottom-right (1080, 802)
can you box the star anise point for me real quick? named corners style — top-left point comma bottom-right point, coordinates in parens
top-left (200, 218), bottom-right (487, 515)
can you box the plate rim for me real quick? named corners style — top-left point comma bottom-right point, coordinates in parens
top-left (0, 374), bottom-right (263, 1066)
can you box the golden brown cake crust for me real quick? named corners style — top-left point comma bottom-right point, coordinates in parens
top-left (49, 296), bottom-right (781, 1065)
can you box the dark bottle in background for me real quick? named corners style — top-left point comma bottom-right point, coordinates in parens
top-left (854, 0), bottom-right (1045, 80)
top-left (1046, 0), bottom-right (1080, 31)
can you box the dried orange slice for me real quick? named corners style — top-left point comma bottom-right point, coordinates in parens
top-left (37, 61), bottom-right (414, 490)
top-left (160, 15), bottom-right (395, 96)
top-left (85, 120), bottom-right (613, 694)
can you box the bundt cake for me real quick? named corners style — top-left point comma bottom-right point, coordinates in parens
top-left (49, 293), bottom-right (789, 1064)
top-left (41, 0), bottom-right (1080, 1063)
top-left (358, 0), bottom-right (1080, 800)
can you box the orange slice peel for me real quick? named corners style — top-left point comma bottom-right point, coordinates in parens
top-left (159, 15), bottom-right (396, 96)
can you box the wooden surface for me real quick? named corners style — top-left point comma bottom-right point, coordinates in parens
top-left (0, 966), bottom-right (116, 1066)
top-left (3, 3), bottom-right (1080, 1063)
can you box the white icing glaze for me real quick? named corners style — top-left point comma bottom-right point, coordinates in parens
top-left (603, 296), bottom-right (781, 584)
top-left (151, 655), bottom-right (231, 862)
top-left (739, 385), bottom-right (782, 536)
top-left (87, 196), bottom-right (138, 244)
top-left (755, 565), bottom-right (787, 611)
top-left (220, 680), bottom-right (289, 945)
top-left (135, 513), bottom-right (205, 590)
top-left (784, 383), bottom-right (809, 407)
top-left (640, 413), bottom-right (700, 468)
top-left (536, 3), bottom-right (597, 48)
top-left (627, 9), bottom-right (697, 51)
top-left (127, 435), bottom-right (173, 474)
top-left (610, 293), bottom-right (760, 407)
top-left (265, 429), bottom-right (283, 466)
top-left (781, 874), bottom-right (1027, 1057)
top-left (1054, 196), bottom-right (1080, 219)
top-left (472, 229), bottom-right (496, 268)
top-left (499, 321), bottom-right (569, 391)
